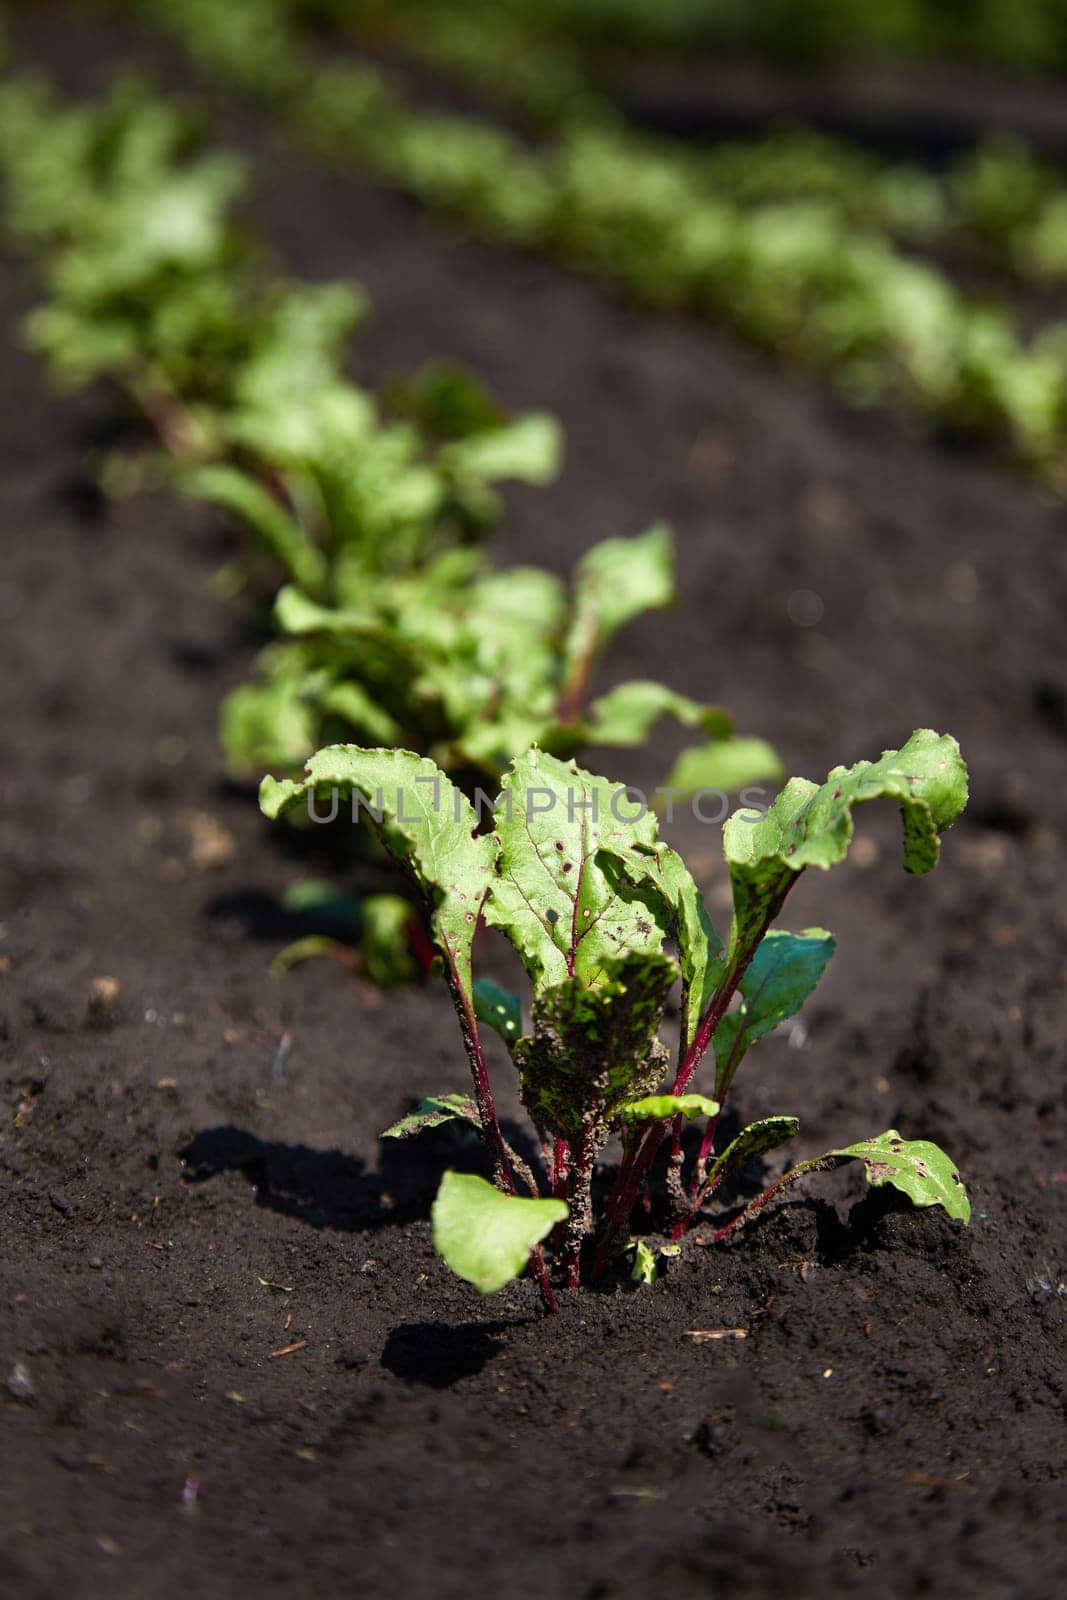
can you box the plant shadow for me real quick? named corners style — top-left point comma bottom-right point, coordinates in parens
top-left (381, 1320), bottom-right (519, 1387)
top-left (179, 1120), bottom-right (495, 1232)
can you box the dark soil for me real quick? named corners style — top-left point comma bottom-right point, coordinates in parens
top-left (1, 11), bottom-right (1066, 1599)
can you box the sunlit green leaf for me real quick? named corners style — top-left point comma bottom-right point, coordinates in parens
top-left (432, 1171), bottom-right (566, 1294)
top-left (617, 1093), bottom-right (719, 1125)
top-left (827, 1129), bottom-right (971, 1221)
top-left (723, 729), bottom-right (968, 962)
top-left (484, 748), bottom-right (668, 990)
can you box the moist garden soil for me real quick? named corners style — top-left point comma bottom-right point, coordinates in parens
top-left (1, 11), bottom-right (1066, 1599)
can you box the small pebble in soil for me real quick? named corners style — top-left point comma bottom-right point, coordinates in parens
top-left (87, 976), bottom-right (122, 1024)
top-left (6, 1361), bottom-right (35, 1403)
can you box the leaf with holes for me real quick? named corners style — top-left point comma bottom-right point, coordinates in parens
top-left (473, 979), bottom-right (522, 1044)
top-left (827, 1129), bottom-right (971, 1221)
top-left (483, 748), bottom-right (668, 990)
top-left (513, 952), bottom-right (676, 1143)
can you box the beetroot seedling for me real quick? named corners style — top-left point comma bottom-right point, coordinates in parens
top-left (261, 729), bottom-right (970, 1306)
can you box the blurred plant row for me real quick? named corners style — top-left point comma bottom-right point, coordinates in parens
top-left (133, 0), bottom-right (1067, 482)
top-left (296, 0), bottom-right (1067, 78)
top-left (0, 62), bottom-right (779, 972)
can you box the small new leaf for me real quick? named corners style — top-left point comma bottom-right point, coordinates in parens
top-left (617, 1093), bottom-right (719, 1125)
top-left (382, 1094), bottom-right (480, 1140)
top-left (432, 1171), bottom-right (567, 1294)
top-left (704, 1116), bottom-right (800, 1189)
top-left (629, 1239), bottom-right (680, 1284)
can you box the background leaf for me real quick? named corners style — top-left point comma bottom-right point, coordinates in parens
top-left (560, 524), bottom-right (674, 703)
top-left (261, 745), bottom-right (494, 1001)
top-left (583, 680), bottom-right (731, 747)
top-left (713, 928), bottom-right (835, 1096)
top-left (662, 735), bottom-right (784, 797)
top-left (181, 463), bottom-right (327, 596)
top-left (473, 979), bottom-right (522, 1044)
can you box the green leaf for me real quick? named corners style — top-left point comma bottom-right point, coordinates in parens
top-left (432, 1171), bottom-right (567, 1294)
top-left (269, 934), bottom-right (353, 976)
top-left (722, 729), bottom-right (968, 962)
top-left (484, 748), bottom-right (668, 990)
top-left (319, 681), bottom-right (404, 746)
top-left (382, 1094), bottom-right (480, 1140)
top-left (597, 839), bottom-right (723, 1049)
top-left (713, 928), bottom-right (835, 1097)
top-left (583, 680), bottom-right (730, 747)
top-left (441, 412), bottom-right (562, 485)
top-left (617, 1093), bottom-right (719, 1125)
top-left (561, 524), bottom-right (674, 696)
top-left (513, 951), bottom-right (677, 1143)
top-left (360, 893), bottom-right (418, 987)
top-left (382, 358), bottom-right (505, 438)
top-left (826, 1129), bottom-right (971, 1222)
top-left (260, 746), bottom-right (494, 1001)
top-left (219, 667), bottom-right (317, 776)
top-left (662, 736), bottom-right (784, 797)
top-left (180, 464), bottom-right (327, 596)
top-left (473, 979), bottom-right (522, 1044)
top-left (703, 1116), bottom-right (800, 1189)
top-left (628, 1239), bottom-right (680, 1284)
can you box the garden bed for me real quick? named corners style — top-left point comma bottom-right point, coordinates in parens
top-left (1, 10), bottom-right (1065, 1599)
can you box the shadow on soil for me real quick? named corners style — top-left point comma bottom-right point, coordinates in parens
top-left (381, 1320), bottom-right (519, 1386)
top-left (178, 1120), bottom-right (498, 1231)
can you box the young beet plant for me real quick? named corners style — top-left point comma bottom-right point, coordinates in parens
top-left (261, 729), bottom-right (971, 1309)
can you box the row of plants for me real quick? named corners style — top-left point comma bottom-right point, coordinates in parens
top-left (301, 0), bottom-right (1067, 293)
top-left (288, 0), bottom-right (1067, 79)
top-left (134, 0), bottom-right (1067, 480)
top-left (0, 51), bottom-right (974, 1306)
top-left (0, 68), bottom-right (780, 795)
